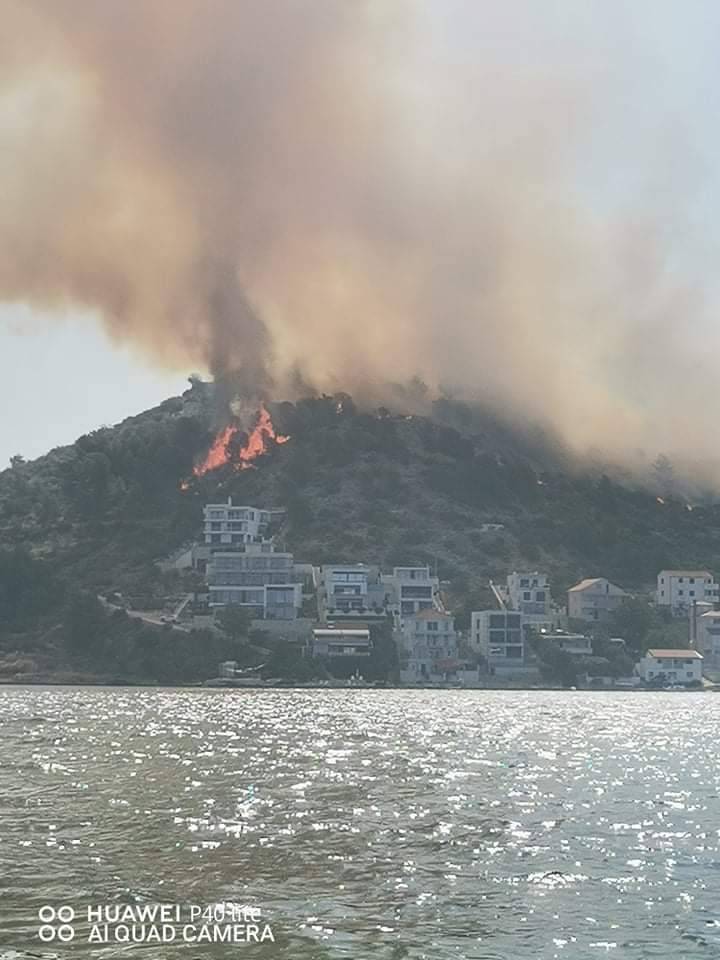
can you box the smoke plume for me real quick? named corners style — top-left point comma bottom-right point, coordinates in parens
top-left (1, 1), bottom-right (719, 466)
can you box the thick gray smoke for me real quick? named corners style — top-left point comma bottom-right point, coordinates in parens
top-left (1, 0), bottom-right (718, 468)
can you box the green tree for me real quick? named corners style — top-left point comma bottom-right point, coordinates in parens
top-left (215, 605), bottom-right (252, 642)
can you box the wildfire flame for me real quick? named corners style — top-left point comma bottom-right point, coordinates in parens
top-left (187, 404), bottom-right (289, 483)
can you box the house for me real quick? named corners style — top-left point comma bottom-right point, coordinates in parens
top-left (636, 648), bottom-right (703, 686)
top-left (691, 607), bottom-right (720, 669)
top-left (470, 609), bottom-right (524, 672)
top-left (207, 541), bottom-right (301, 619)
top-left (502, 570), bottom-right (562, 634)
top-left (399, 608), bottom-right (460, 683)
top-left (314, 564), bottom-right (389, 624)
top-left (310, 628), bottom-right (371, 658)
top-left (656, 569), bottom-right (718, 614)
top-left (381, 566), bottom-right (440, 624)
top-left (567, 578), bottom-right (628, 622)
top-left (541, 631), bottom-right (592, 655)
top-left (203, 499), bottom-right (284, 547)
top-left (506, 571), bottom-right (550, 616)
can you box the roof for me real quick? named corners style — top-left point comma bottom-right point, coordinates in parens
top-left (646, 648), bottom-right (703, 659)
top-left (408, 607), bottom-right (452, 620)
top-left (568, 578), bottom-right (624, 593)
top-left (658, 569), bottom-right (712, 578)
top-left (701, 610), bottom-right (720, 619)
top-left (313, 629), bottom-right (370, 638)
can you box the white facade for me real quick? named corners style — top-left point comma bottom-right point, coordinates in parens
top-left (656, 569), bottom-right (718, 613)
top-left (471, 609), bottom-right (524, 671)
top-left (542, 631), bottom-right (592, 655)
top-left (315, 564), bottom-right (389, 623)
top-left (310, 628), bottom-right (371, 658)
top-left (204, 499), bottom-right (279, 546)
top-left (691, 607), bottom-right (720, 669)
top-left (506, 571), bottom-right (551, 616)
top-left (567, 578), bottom-right (628, 622)
top-left (636, 649), bottom-right (703, 685)
top-left (399, 608), bottom-right (459, 683)
top-left (382, 566), bottom-right (440, 623)
top-left (207, 542), bottom-right (301, 619)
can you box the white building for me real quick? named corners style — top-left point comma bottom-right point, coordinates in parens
top-left (656, 569), bottom-right (718, 614)
top-left (541, 631), bottom-right (592, 655)
top-left (506, 571), bottom-right (550, 616)
top-left (690, 605), bottom-right (720, 669)
top-left (399, 608), bottom-right (459, 683)
top-left (636, 648), bottom-right (703, 686)
top-left (567, 578), bottom-right (628, 622)
top-left (314, 564), bottom-right (389, 623)
top-left (470, 609), bottom-right (524, 672)
top-left (382, 566), bottom-right (440, 623)
top-left (207, 542), bottom-right (301, 619)
top-left (204, 499), bottom-right (284, 547)
top-left (310, 628), bottom-right (371, 658)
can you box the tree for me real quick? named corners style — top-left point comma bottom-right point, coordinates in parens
top-left (607, 598), bottom-right (656, 652)
top-left (215, 605), bottom-right (252, 641)
top-left (62, 592), bottom-right (107, 654)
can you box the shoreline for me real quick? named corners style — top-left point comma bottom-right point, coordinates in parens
top-left (0, 676), bottom-right (715, 692)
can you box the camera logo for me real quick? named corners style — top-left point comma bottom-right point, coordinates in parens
top-left (38, 905), bottom-right (76, 942)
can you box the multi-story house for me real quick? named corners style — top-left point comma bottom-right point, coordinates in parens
top-left (636, 649), bottom-right (703, 686)
top-left (382, 566), bottom-right (440, 623)
top-left (656, 569), bottom-right (719, 614)
top-left (314, 564), bottom-right (389, 624)
top-left (203, 499), bottom-right (284, 547)
top-left (399, 609), bottom-right (459, 683)
top-left (506, 571), bottom-right (550, 615)
top-left (207, 541), bottom-right (301, 619)
top-left (567, 578), bottom-right (628, 622)
top-left (470, 609), bottom-right (524, 672)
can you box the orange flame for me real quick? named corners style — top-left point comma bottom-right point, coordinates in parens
top-left (190, 404), bottom-right (289, 480)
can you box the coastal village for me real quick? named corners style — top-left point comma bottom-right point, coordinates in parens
top-left (141, 498), bottom-right (716, 689)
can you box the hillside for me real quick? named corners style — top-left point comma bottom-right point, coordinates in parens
top-left (1, 379), bottom-right (720, 680)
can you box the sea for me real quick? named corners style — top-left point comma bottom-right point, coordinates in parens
top-left (0, 686), bottom-right (719, 959)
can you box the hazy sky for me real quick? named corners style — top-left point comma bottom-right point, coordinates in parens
top-left (0, 304), bottom-right (187, 465)
top-left (3, 1), bottom-right (720, 472)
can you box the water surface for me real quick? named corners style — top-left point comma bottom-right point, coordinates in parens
top-left (0, 687), bottom-right (718, 958)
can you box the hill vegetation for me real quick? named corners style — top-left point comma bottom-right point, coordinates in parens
top-left (1, 379), bottom-right (718, 682)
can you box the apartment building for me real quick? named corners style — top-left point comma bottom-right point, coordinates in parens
top-left (470, 609), bottom-right (524, 673)
top-left (399, 608), bottom-right (459, 683)
top-left (567, 578), bottom-right (628, 622)
top-left (203, 499), bottom-right (284, 547)
top-left (207, 541), bottom-right (301, 619)
top-left (382, 566), bottom-right (440, 622)
top-left (656, 569), bottom-right (718, 614)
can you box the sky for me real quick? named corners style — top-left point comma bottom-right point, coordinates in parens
top-left (0, 304), bottom-right (188, 464)
top-left (3, 1), bottom-right (720, 474)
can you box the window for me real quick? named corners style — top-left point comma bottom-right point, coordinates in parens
top-left (690, 577), bottom-right (695, 584)
top-left (690, 590), bottom-right (695, 597)
top-left (536, 591), bottom-right (546, 601)
top-left (427, 621), bottom-right (438, 631)
top-left (520, 579), bottom-right (529, 587)
top-left (523, 592), bottom-right (531, 601)
top-left (679, 590), bottom-right (684, 596)
top-left (402, 586), bottom-right (433, 599)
